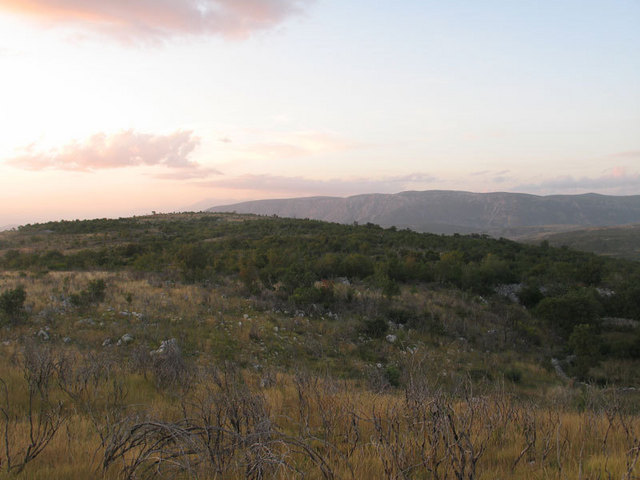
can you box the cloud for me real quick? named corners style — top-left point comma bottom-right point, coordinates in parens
top-left (513, 168), bottom-right (640, 195)
top-left (233, 131), bottom-right (359, 161)
top-left (0, 0), bottom-right (313, 41)
top-left (470, 169), bottom-right (510, 177)
top-left (7, 129), bottom-right (219, 178)
top-left (194, 172), bottom-right (438, 197)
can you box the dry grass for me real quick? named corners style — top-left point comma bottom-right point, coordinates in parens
top-left (0, 347), bottom-right (638, 479)
top-left (0, 270), bottom-right (638, 478)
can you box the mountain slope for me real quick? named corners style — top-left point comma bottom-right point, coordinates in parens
top-left (208, 190), bottom-right (640, 237)
top-left (526, 223), bottom-right (640, 261)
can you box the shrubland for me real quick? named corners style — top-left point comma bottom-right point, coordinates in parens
top-left (0, 213), bottom-right (639, 478)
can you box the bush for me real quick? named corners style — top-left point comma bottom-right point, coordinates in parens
top-left (535, 289), bottom-right (602, 339)
top-left (517, 284), bottom-right (544, 308)
top-left (70, 279), bottom-right (106, 308)
top-left (504, 368), bottom-right (522, 383)
top-left (0, 285), bottom-right (26, 323)
top-left (363, 317), bottom-right (389, 338)
top-left (568, 323), bottom-right (602, 379)
top-left (385, 364), bottom-right (402, 387)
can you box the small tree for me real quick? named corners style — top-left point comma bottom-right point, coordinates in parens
top-left (569, 323), bottom-right (602, 379)
top-left (0, 285), bottom-right (26, 324)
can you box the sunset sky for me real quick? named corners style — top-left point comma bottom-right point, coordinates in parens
top-left (1, 0), bottom-right (639, 226)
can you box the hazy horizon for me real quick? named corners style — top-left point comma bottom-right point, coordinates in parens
top-left (1, 1), bottom-right (638, 226)
top-left (2, 188), bottom-right (640, 230)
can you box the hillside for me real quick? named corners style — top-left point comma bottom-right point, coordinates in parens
top-left (525, 223), bottom-right (640, 261)
top-left (2, 212), bottom-right (640, 383)
top-left (209, 190), bottom-right (640, 238)
top-left (1, 213), bottom-right (640, 478)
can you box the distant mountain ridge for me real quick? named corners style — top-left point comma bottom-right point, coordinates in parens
top-left (209, 190), bottom-right (640, 238)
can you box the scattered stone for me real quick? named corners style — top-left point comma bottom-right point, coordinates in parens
top-left (602, 317), bottom-right (639, 328)
top-left (243, 314), bottom-right (249, 320)
top-left (63, 337), bottom-right (72, 344)
top-left (117, 333), bottom-right (134, 346)
top-left (385, 334), bottom-right (397, 344)
top-left (75, 318), bottom-right (95, 327)
top-left (150, 338), bottom-right (179, 357)
top-left (597, 287), bottom-right (615, 297)
top-left (102, 338), bottom-right (112, 347)
top-left (551, 358), bottom-right (570, 382)
top-left (494, 283), bottom-right (523, 303)
top-left (37, 329), bottom-right (50, 341)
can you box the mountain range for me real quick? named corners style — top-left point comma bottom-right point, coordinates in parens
top-left (209, 190), bottom-right (640, 239)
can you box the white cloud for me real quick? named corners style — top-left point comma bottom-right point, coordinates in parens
top-left (0, 0), bottom-right (313, 42)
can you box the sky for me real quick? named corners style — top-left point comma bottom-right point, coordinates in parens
top-left (0, 0), bottom-right (639, 226)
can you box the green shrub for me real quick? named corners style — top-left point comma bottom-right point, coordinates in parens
top-left (70, 279), bottom-right (106, 308)
top-left (364, 317), bottom-right (389, 338)
top-left (504, 368), bottom-right (522, 383)
top-left (385, 364), bottom-right (401, 387)
top-left (535, 289), bottom-right (602, 339)
top-left (0, 285), bottom-right (26, 323)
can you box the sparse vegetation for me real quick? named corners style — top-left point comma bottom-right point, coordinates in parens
top-left (0, 212), bottom-right (639, 478)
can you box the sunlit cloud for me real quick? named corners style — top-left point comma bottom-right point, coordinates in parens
top-left (513, 167), bottom-right (640, 195)
top-left (232, 131), bottom-right (359, 161)
top-left (6, 130), bottom-right (218, 178)
top-left (194, 172), bottom-right (438, 198)
top-left (0, 0), bottom-right (313, 42)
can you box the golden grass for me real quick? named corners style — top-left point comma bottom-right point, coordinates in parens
top-left (0, 361), bottom-right (638, 479)
top-left (0, 271), bottom-right (638, 478)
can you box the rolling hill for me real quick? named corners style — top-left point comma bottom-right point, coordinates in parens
top-left (528, 223), bottom-right (640, 261)
top-left (209, 190), bottom-right (640, 238)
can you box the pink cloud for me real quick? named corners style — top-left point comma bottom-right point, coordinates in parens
top-left (0, 0), bottom-right (312, 41)
top-left (234, 131), bottom-right (360, 160)
top-left (7, 129), bottom-right (218, 177)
